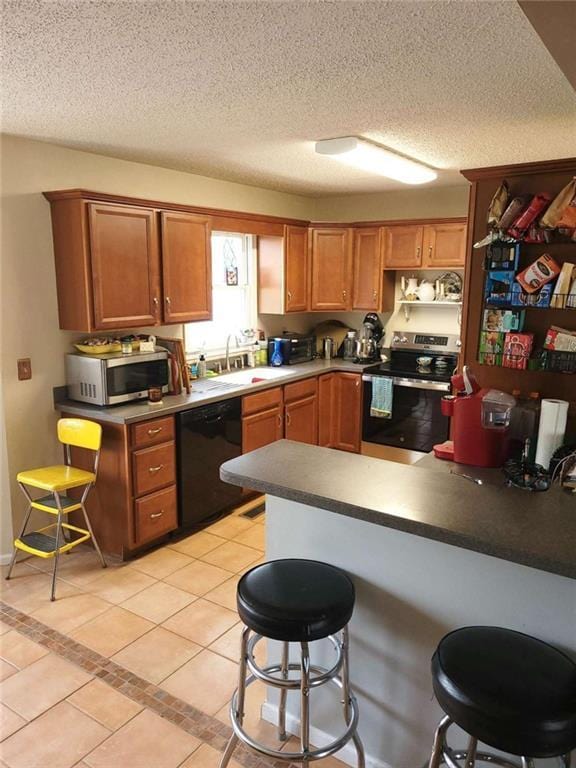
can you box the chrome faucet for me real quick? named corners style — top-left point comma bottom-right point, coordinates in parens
top-left (225, 333), bottom-right (240, 372)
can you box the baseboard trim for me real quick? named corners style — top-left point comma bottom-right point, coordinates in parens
top-left (261, 701), bottom-right (391, 768)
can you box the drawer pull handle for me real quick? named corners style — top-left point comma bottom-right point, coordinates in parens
top-left (286, 412), bottom-right (291, 426)
top-left (150, 511), bottom-right (164, 519)
top-left (147, 427), bottom-right (163, 436)
top-left (148, 464), bottom-right (164, 473)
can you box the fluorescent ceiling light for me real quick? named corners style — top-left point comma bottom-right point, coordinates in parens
top-left (315, 137), bottom-right (437, 185)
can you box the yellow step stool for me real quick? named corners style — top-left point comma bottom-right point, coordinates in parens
top-left (6, 418), bottom-right (107, 600)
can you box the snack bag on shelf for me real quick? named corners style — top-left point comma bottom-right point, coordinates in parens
top-left (550, 262), bottom-right (575, 308)
top-left (544, 326), bottom-right (576, 353)
top-left (502, 332), bottom-right (534, 370)
top-left (497, 196), bottom-right (530, 231)
top-left (540, 178), bottom-right (576, 229)
top-left (515, 253), bottom-right (560, 293)
top-left (487, 181), bottom-right (509, 229)
top-left (507, 193), bottom-right (552, 240)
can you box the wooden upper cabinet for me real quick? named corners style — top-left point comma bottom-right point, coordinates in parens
top-left (160, 212), bottom-right (212, 323)
top-left (422, 222), bottom-right (466, 268)
top-left (284, 225), bottom-right (308, 312)
top-left (257, 226), bottom-right (308, 314)
top-left (381, 225), bottom-right (423, 270)
top-left (89, 203), bottom-right (160, 330)
top-left (352, 228), bottom-right (382, 310)
top-left (310, 228), bottom-right (353, 311)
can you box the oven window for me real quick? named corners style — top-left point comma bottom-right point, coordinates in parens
top-left (106, 361), bottom-right (168, 397)
top-left (363, 381), bottom-right (449, 453)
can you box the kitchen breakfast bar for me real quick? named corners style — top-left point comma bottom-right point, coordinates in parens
top-left (220, 441), bottom-right (576, 768)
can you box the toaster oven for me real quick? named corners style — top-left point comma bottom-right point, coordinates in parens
top-left (66, 350), bottom-right (169, 405)
top-left (267, 334), bottom-right (315, 365)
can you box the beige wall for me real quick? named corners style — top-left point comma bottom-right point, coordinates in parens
top-left (0, 135), bottom-right (316, 554)
top-left (312, 185), bottom-right (469, 221)
top-left (0, 134), bottom-right (469, 556)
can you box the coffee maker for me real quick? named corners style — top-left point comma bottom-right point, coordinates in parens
top-left (355, 313), bottom-right (384, 363)
top-left (436, 367), bottom-right (515, 467)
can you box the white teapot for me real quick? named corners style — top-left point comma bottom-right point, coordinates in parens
top-left (417, 280), bottom-right (436, 302)
top-left (401, 277), bottom-right (436, 302)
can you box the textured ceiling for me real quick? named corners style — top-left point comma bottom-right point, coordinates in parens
top-left (2, 0), bottom-right (575, 196)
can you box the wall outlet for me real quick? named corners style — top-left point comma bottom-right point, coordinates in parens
top-left (17, 358), bottom-right (32, 380)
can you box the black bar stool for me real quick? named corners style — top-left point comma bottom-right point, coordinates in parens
top-left (428, 626), bottom-right (576, 768)
top-left (219, 558), bottom-right (365, 767)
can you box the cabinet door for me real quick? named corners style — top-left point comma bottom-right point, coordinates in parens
top-left (423, 223), bottom-right (466, 268)
top-left (381, 225), bottom-right (423, 269)
top-left (352, 228), bottom-right (382, 310)
top-left (285, 395), bottom-right (318, 445)
top-left (334, 373), bottom-right (362, 453)
top-left (242, 406), bottom-right (283, 453)
top-left (161, 212), bottom-right (212, 323)
top-left (310, 228), bottom-right (352, 311)
top-left (285, 225), bottom-right (308, 312)
top-left (318, 373), bottom-right (336, 448)
top-left (89, 203), bottom-right (160, 330)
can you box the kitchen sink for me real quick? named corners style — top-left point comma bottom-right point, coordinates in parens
top-left (216, 368), bottom-right (292, 385)
top-left (191, 379), bottom-right (243, 394)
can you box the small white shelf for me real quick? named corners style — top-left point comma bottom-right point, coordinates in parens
top-left (398, 300), bottom-right (462, 320)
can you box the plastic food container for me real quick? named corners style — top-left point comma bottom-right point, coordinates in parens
top-left (481, 389), bottom-right (516, 429)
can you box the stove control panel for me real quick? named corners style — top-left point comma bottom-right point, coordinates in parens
top-left (390, 331), bottom-right (460, 354)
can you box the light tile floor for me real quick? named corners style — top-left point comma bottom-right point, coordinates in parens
top-left (1, 499), bottom-right (347, 767)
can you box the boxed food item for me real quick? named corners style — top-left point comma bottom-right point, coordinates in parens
top-left (485, 242), bottom-right (520, 272)
top-left (479, 331), bottom-right (505, 366)
top-left (510, 282), bottom-right (553, 308)
top-left (482, 308), bottom-right (525, 333)
top-left (515, 253), bottom-right (560, 293)
top-left (502, 332), bottom-right (534, 370)
top-left (485, 271), bottom-right (515, 306)
top-left (544, 326), bottom-right (576, 353)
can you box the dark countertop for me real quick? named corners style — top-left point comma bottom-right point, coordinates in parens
top-left (56, 359), bottom-right (373, 424)
top-left (220, 440), bottom-right (576, 580)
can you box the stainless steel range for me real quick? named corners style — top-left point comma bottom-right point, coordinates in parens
top-left (362, 332), bottom-right (460, 456)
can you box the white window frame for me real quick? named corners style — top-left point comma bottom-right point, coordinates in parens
top-left (184, 232), bottom-right (257, 357)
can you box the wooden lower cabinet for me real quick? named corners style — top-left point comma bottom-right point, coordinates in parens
top-left (284, 378), bottom-right (318, 445)
top-left (63, 412), bottom-right (177, 559)
top-left (318, 372), bottom-right (362, 453)
top-left (242, 406), bottom-right (284, 453)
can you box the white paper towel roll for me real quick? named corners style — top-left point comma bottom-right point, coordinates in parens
top-left (535, 399), bottom-right (569, 469)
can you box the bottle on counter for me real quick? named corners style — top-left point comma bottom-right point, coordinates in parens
top-left (343, 331), bottom-right (357, 361)
top-left (258, 341), bottom-right (268, 366)
top-left (270, 339), bottom-right (283, 367)
top-left (198, 354), bottom-right (207, 378)
top-left (509, 390), bottom-right (541, 462)
top-left (247, 343), bottom-right (258, 368)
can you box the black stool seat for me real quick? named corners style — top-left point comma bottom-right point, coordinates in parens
top-left (237, 559), bottom-right (355, 642)
top-left (432, 626), bottom-right (576, 758)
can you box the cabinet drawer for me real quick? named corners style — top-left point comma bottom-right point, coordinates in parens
top-left (242, 387), bottom-right (283, 416)
top-left (131, 416), bottom-right (175, 449)
top-left (134, 485), bottom-right (177, 545)
top-left (284, 377), bottom-right (317, 403)
top-left (132, 442), bottom-right (175, 497)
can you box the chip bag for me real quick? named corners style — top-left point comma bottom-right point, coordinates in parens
top-left (540, 178), bottom-right (576, 229)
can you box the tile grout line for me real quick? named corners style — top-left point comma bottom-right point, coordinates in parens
top-left (0, 601), bottom-right (294, 768)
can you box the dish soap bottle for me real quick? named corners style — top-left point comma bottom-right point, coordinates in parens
top-left (270, 339), bottom-right (283, 367)
top-left (198, 354), bottom-right (207, 378)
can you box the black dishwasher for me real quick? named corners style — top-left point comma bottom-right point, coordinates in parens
top-left (176, 398), bottom-right (243, 528)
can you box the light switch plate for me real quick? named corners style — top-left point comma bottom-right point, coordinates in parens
top-left (17, 358), bottom-right (32, 380)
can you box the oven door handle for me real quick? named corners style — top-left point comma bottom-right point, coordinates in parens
top-left (362, 374), bottom-right (451, 392)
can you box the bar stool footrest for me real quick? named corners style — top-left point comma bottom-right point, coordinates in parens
top-left (15, 523), bottom-right (90, 559)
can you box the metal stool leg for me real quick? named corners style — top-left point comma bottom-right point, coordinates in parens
top-left (5, 494), bottom-right (34, 580)
top-left (50, 492), bottom-right (65, 601)
top-left (278, 641), bottom-right (289, 741)
top-left (219, 626), bottom-right (251, 768)
top-left (428, 716), bottom-right (452, 768)
top-left (80, 495), bottom-right (106, 569)
top-left (300, 641), bottom-right (311, 767)
top-left (341, 626), bottom-right (365, 768)
top-left (465, 736), bottom-right (478, 768)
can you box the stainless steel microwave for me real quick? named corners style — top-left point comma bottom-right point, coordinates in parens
top-left (66, 350), bottom-right (169, 405)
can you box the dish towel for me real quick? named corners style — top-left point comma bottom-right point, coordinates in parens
top-left (370, 377), bottom-right (393, 419)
